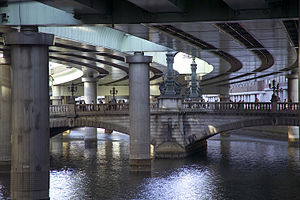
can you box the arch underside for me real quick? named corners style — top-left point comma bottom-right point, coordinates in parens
top-left (186, 117), bottom-right (299, 147)
top-left (50, 118), bottom-right (129, 138)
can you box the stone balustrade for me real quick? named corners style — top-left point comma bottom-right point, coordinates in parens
top-left (49, 101), bottom-right (299, 117)
top-left (182, 101), bottom-right (299, 113)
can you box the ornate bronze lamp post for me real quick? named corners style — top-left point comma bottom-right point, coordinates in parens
top-left (269, 79), bottom-right (282, 102)
top-left (110, 87), bottom-right (118, 101)
top-left (67, 83), bottom-right (77, 103)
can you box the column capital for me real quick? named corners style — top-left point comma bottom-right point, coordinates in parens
top-left (82, 77), bottom-right (98, 83)
top-left (4, 31), bottom-right (54, 46)
top-left (126, 52), bottom-right (152, 64)
top-left (286, 73), bottom-right (298, 79)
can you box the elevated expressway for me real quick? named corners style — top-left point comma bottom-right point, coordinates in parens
top-left (0, 1), bottom-right (299, 198)
top-left (0, 0), bottom-right (298, 94)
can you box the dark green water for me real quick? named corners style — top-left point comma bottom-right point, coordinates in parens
top-left (0, 132), bottom-right (300, 200)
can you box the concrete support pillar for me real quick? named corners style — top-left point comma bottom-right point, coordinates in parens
top-left (0, 51), bottom-right (11, 166)
top-left (82, 77), bottom-right (97, 105)
top-left (51, 86), bottom-right (62, 105)
top-left (126, 52), bottom-right (152, 171)
top-left (4, 27), bottom-right (54, 200)
top-left (287, 72), bottom-right (298, 102)
top-left (287, 72), bottom-right (299, 145)
top-left (82, 77), bottom-right (97, 146)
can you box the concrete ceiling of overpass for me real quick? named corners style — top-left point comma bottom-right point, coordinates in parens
top-left (0, 27), bottom-right (165, 87)
top-left (0, 0), bottom-right (298, 90)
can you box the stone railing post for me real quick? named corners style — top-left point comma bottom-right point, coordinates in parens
top-left (69, 103), bottom-right (77, 117)
top-left (271, 102), bottom-right (277, 112)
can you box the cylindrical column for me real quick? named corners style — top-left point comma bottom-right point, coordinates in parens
top-left (287, 72), bottom-right (299, 145)
top-left (51, 85), bottom-right (62, 105)
top-left (82, 77), bottom-right (97, 104)
top-left (0, 51), bottom-right (11, 165)
top-left (4, 28), bottom-right (54, 200)
top-left (287, 72), bottom-right (298, 102)
top-left (126, 52), bottom-right (152, 171)
top-left (82, 77), bottom-right (98, 145)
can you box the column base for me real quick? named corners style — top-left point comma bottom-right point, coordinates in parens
top-left (130, 159), bottom-right (151, 172)
top-left (186, 140), bottom-right (207, 156)
top-left (155, 140), bottom-right (207, 158)
top-left (84, 139), bottom-right (98, 149)
top-left (288, 139), bottom-right (300, 147)
top-left (155, 142), bottom-right (186, 158)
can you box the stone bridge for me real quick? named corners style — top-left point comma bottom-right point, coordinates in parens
top-left (50, 102), bottom-right (299, 157)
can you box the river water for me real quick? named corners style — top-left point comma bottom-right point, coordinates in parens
top-left (0, 131), bottom-right (300, 200)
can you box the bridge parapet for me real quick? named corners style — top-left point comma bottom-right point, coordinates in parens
top-left (181, 102), bottom-right (299, 114)
top-left (50, 102), bottom-right (299, 117)
top-left (49, 101), bottom-right (299, 158)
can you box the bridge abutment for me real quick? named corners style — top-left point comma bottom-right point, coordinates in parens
top-left (127, 52), bottom-right (152, 171)
top-left (287, 72), bottom-right (299, 146)
top-left (151, 112), bottom-right (208, 158)
top-left (0, 50), bottom-right (11, 166)
top-left (4, 27), bottom-right (54, 200)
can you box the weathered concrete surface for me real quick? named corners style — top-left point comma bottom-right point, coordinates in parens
top-left (127, 52), bottom-right (152, 171)
top-left (4, 29), bottom-right (54, 200)
top-left (82, 77), bottom-right (98, 145)
top-left (287, 72), bottom-right (299, 146)
top-left (0, 54), bottom-right (11, 164)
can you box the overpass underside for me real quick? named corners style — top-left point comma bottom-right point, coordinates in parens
top-left (0, 0), bottom-right (300, 198)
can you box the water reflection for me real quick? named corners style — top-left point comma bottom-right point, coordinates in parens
top-left (0, 173), bottom-right (9, 199)
top-left (49, 133), bottom-right (300, 199)
top-left (1, 132), bottom-right (300, 199)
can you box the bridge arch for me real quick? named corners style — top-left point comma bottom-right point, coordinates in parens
top-left (50, 118), bottom-right (129, 137)
top-left (186, 117), bottom-right (299, 146)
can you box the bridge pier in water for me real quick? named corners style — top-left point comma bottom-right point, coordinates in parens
top-left (0, 50), bottom-right (11, 170)
top-left (82, 77), bottom-right (98, 148)
top-left (287, 71), bottom-right (299, 146)
top-left (4, 27), bottom-right (54, 200)
top-left (126, 52), bottom-right (152, 171)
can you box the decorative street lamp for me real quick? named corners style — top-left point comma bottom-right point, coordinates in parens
top-left (68, 83), bottom-right (77, 98)
top-left (110, 87), bottom-right (118, 101)
top-left (269, 79), bottom-right (281, 102)
top-left (185, 57), bottom-right (202, 99)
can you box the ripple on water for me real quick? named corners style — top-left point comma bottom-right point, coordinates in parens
top-left (48, 133), bottom-right (300, 200)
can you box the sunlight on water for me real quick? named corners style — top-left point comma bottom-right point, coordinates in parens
top-left (136, 167), bottom-right (220, 200)
top-left (50, 169), bottom-right (87, 200)
top-left (1, 132), bottom-right (300, 200)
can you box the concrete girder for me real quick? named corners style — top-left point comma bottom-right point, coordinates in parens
top-left (126, 0), bottom-right (185, 12)
top-left (40, 26), bottom-right (170, 53)
top-left (77, 0), bottom-right (298, 24)
top-left (0, 1), bottom-right (81, 26)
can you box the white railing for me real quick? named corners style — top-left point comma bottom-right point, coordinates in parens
top-left (182, 102), bottom-right (298, 112)
top-left (75, 103), bottom-right (129, 112)
top-left (49, 102), bottom-right (299, 116)
top-left (49, 104), bottom-right (72, 113)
